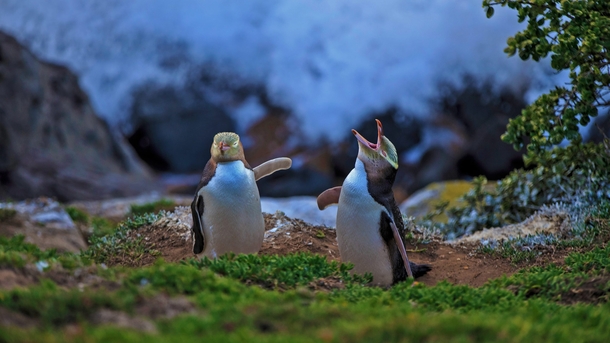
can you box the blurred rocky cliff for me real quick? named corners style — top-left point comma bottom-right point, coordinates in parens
top-left (0, 30), bottom-right (528, 203)
top-left (0, 31), bottom-right (160, 201)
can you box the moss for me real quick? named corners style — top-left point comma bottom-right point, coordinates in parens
top-left (1, 200), bottom-right (610, 342)
top-left (65, 206), bottom-right (89, 224)
top-left (130, 199), bottom-right (176, 216)
top-left (82, 213), bottom-right (161, 264)
top-left (0, 207), bottom-right (17, 222)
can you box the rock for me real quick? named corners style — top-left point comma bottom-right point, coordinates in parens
top-left (452, 206), bottom-right (572, 244)
top-left (0, 31), bottom-right (159, 202)
top-left (0, 198), bottom-right (87, 252)
top-left (399, 180), bottom-right (475, 221)
top-left (128, 83), bottom-right (236, 172)
top-left (69, 193), bottom-right (191, 223)
top-left (438, 77), bottom-right (528, 179)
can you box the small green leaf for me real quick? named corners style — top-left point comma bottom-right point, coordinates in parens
top-left (486, 6), bottom-right (495, 18)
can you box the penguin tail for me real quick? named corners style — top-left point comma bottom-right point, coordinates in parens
top-left (409, 262), bottom-right (432, 278)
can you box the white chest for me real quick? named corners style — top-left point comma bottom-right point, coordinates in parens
top-left (336, 159), bottom-right (393, 286)
top-left (197, 161), bottom-right (264, 258)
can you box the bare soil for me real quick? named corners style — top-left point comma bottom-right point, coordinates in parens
top-left (111, 212), bottom-right (524, 287)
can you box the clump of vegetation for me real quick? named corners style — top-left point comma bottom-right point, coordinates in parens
top-left (0, 207), bottom-right (17, 222)
top-left (65, 206), bottom-right (89, 224)
top-left (82, 213), bottom-right (161, 264)
top-left (484, 0), bottom-right (610, 154)
top-left (187, 253), bottom-right (371, 288)
top-left (430, 141), bottom-right (610, 238)
top-left (0, 235), bottom-right (86, 270)
top-left (1, 199), bottom-right (610, 341)
top-left (426, 1), bottom-right (610, 238)
top-left (130, 199), bottom-right (176, 216)
top-left (90, 216), bottom-right (117, 239)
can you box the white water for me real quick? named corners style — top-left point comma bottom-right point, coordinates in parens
top-left (0, 0), bottom-right (566, 142)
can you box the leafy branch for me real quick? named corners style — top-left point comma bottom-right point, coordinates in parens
top-left (483, 0), bottom-right (610, 154)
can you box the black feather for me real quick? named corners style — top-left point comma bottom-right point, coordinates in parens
top-left (191, 195), bottom-right (205, 254)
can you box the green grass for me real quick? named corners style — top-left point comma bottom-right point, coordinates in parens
top-left (65, 206), bottom-right (89, 224)
top-left (0, 235), bottom-right (85, 270)
top-left (186, 253), bottom-right (371, 288)
top-left (1, 200), bottom-right (610, 342)
top-left (129, 199), bottom-right (176, 216)
top-left (0, 207), bottom-right (16, 222)
top-left (81, 213), bottom-right (161, 264)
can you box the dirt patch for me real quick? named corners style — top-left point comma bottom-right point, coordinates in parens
top-left (115, 210), bottom-right (340, 267)
top-left (135, 293), bottom-right (197, 319)
top-left (0, 265), bottom-right (121, 292)
top-left (0, 307), bottom-right (39, 328)
top-left (558, 276), bottom-right (610, 305)
top-left (405, 240), bottom-right (518, 287)
top-left (106, 209), bottom-right (520, 288)
top-left (90, 309), bottom-right (157, 333)
top-left (0, 211), bottom-right (86, 253)
top-left (89, 293), bottom-right (198, 333)
top-left (307, 276), bottom-right (346, 291)
top-left (0, 268), bottom-right (38, 290)
top-left (260, 213), bottom-right (339, 260)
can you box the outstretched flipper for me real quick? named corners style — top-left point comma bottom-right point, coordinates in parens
top-left (317, 186), bottom-right (342, 210)
top-left (253, 157), bottom-right (292, 181)
top-left (191, 195), bottom-right (205, 254)
top-left (389, 220), bottom-right (413, 278)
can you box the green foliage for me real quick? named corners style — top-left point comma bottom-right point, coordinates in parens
top-left (65, 206), bottom-right (89, 224)
top-left (434, 142), bottom-right (610, 237)
top-left (130, 199), bottom-right (176, 216)
top-left (4, 203), bottom-right (610, 341)
top-left (0, 207), bottom-right (16, 222)
top-left (90, 216), bottom-right (117, 238)
top-left (0, 235), bottom-right (85, 270)
top-left (82, 213), bottom-right (160, 264)
top-left (483, 0), bottom-right (610, 153)
top-left (0, 280), bottom-right (136, 326)
top-left (186, 253), bottom-right (371, 288)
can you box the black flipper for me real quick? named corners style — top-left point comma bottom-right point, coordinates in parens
top-left (379, 211), bottom-right (432, 283)
top-left (409, 262), bottom-right (432, 278)
top-left (191, 195), bottom-right (205, 254)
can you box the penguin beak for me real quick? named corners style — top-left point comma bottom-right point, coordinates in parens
top-left (352, 119), bottom-right (383, 153)
top-left (218, 142), bottom-right (231, 154)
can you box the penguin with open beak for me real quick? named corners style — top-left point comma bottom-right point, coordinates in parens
top-left (191, 132), bottom-right (292, 258)
top-left (317, 119), bottom-right (431, 286)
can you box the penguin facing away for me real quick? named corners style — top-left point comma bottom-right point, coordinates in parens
top-left (191, 132), bottom-right (292, 258)
top-left (317, 119), bottom-right (431, 286)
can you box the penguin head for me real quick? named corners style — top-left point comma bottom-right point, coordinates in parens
top-left (211, 132), bottom-right (245, 163)
top-left (352, 119), bottom-right (399, 170)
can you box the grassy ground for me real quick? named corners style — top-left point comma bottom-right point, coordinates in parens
top-left (1, 202), bottom-right (610, 342)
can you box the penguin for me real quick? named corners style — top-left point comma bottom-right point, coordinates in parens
top-left (191, 132), bottom-right (292, 258)
top-left (317, 119), bottom-right (431, 286)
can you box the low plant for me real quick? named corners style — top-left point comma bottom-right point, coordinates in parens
top-left (65, 206), bottom-right (89, 224)
top-left (0, 207), bottom-right (17, 222)
top-left (130, 199), bottom-right (176, 216)
top-left (82, 213), bottom-right (161, 264)
top-left (426, 142), bottom-right (610, 238)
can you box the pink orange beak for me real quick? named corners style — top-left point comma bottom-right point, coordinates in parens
top-left (218, 142), bottom-right (231, 154)
top-left (352, 119), bottom-right (383, 152)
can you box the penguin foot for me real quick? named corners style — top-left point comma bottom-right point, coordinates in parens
top-left (409, 262), bottom-right (432, 278)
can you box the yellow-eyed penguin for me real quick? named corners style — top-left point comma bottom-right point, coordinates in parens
top-left (191, 132), bottom-right (292, 258)
top-left (317, 119), bottom-right (431, 286)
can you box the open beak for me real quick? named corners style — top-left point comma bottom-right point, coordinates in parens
top-left (352, 119), bottom-right (383, 152)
